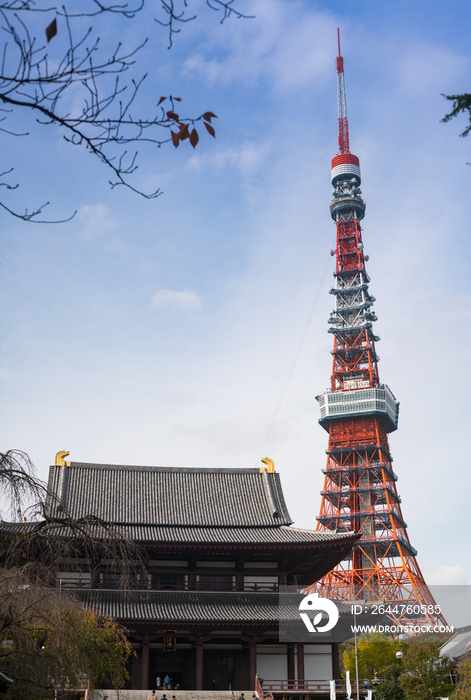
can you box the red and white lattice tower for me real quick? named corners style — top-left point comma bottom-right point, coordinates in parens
top-left (314, 31), bottom-right (447, 630)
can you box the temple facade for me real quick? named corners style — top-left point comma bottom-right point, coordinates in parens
top-left (46, 456), bottom-right (358, 690)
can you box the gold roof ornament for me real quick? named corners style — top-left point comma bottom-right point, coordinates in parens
top-left (55, 450), bottom-right (70, 466)
top-left (260, 457), bottom-right (275, 473)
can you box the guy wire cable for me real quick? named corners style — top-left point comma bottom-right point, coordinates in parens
top-left (254, 253), bottom-right (331, 466)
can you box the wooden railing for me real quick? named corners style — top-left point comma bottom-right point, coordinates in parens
top-left (258, 679), bottom-right (369, 696)
top-left (57, 577), bottom-right (279, 593)
top-left (256, 677), bottom-right (274, 700)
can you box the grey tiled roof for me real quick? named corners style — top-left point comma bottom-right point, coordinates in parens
top-left (440, 625), bottom-right (471, 661)
top-left (103, 525), bottom-right (355, 545)
top-left (76, 589), bottom-right (282, 624)
top-left (75, 589), bottom-right (357, 625)
top-left (0, 520), bottom-right (357, 549)
top-left (38, 461), bottom-right (360, 554)
top-left (47, 462), bottom-right (293, 527)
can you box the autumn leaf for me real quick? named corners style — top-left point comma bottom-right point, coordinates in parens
top-left (179, 123), bottom-right (190, 140)
top-left (166, 111), bottom-right (179, 121)
top-left (204, 122), bottom-right (216, 137)
top-left (46, 18), bottom-right (57, 42)
top-left (189, 129), bottom-right (199, 148)
top-left (202, 112), bottom-right (217, 123)
top-left (157, 96), bottom-right (166, 106)
top-left (171, 131), bottom-right (180, 148)
top-left (173, 97), bottom-right (182, 102)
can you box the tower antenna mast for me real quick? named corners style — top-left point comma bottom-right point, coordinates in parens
top-left (336, 28), bottom-right (350, 155)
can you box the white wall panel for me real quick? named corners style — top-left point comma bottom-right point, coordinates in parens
top-left (304, 648), bottom-right (333, 680)
top-left (256, 646), bottom-right (287, 680)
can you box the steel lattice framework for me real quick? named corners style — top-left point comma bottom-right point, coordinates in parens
top-left (314, 32), bottom-right (447, 631)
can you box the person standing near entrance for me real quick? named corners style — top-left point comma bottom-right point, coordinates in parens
top-left (164, 674), bottom-right (170, 689)
top-left (156, 675), bottom-right (161, 689)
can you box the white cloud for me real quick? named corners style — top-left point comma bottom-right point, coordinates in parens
top-left (182, 0), bottom-right (336, 93)
top-left (393, 43), bottom-right (468, 95)
top-left (151, 289), bottom-right (202, 311)
top-left (186, 142), bottom-right (271, 175)
top-left (77, 204), bottom-right (116, 234)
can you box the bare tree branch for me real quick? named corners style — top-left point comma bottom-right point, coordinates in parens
top-left (0, 451), bottom-right (147, 587)
top-left (156, 0), bottom-right (254, 49)
top-left (0, 0), bottom-right (250, 220)
top-left (0, 450), bottom-right (45, 520)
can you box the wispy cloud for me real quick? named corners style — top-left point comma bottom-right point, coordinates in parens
top-left (78, 204), bottom-right (116, 234)
top-left (151, 289), bottom-right (202, 311)
top-left (393, 43), bottom-right (468, 95)
top-left (182, 0), bottom-right (336, 93)
top-left (186, 142), bottom-right (271, 175)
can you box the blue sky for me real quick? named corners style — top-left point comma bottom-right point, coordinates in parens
top-left (1, 0), bottom-right (470, 590)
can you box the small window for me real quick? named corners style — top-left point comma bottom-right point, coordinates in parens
top-left (57, 572), bottom-right (91, 589)
top-left (197, 575), bottom-right (234, 590)
top-left (243, 575), bottom-right (278, 591)
top-left (151, 573), bottom-right (187, 590)
top-left (101, 572), bottom-right (121, 589)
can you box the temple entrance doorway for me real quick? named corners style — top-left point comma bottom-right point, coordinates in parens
top-left (203, 652), bottom-right (235, 690)
top-left (151, 652), bottom-right (185, 690)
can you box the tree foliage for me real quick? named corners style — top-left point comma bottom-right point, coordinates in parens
top-left (452, 656), bottom-right (471, 699)
top-left (400, 640), bottom-right (454, 700)
top-left (343, 634), bottom-right (457, 700)
top-left (0, 571), bottom-right (133, 698)
top-left (0, 0), bottom-right (250, 220)
top-left (374, 665), bottom-right (405, 700)
top-left (442, 93), bottom-right (471, 138)
top-left (343, 632), bottom-right (402, 680)
top-left (0, 450), bottom-right (145, 697)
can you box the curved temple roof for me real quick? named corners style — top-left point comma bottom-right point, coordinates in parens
top-left (47, 462), bottom-right (293, 527)
top-left (43, 462), bottom-right (359, 556)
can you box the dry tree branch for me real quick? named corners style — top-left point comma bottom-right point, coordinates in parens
top-left (0, 450), bottom-right (147, 588)
top-left (0, 0), bottom-right (250, 220)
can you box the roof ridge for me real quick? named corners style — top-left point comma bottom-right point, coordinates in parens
top-left (63, 462), bottom-right (260, 474)
top-left (282, 525), bottom-right (354, 535)
top-left (76, 522), bottom-right (291, 529)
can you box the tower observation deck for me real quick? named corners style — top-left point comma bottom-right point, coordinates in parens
top-left (314, 31), bottom-right (447, 632)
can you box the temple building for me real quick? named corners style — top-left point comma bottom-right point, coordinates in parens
top-left (47, 454), bottom-right (358, 690)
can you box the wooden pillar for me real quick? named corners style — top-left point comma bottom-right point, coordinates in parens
top-left (196, 636), bottom-right (204, 690)
top-left (332, 642), bottom-right (340, 680)
top-left (141, 636), bottom-right (149, 690)
top-left (236, 558), bottom-right (245, 590)
top-left (249, 637), bottom-right (257, 690)
top-left (296, 643), bottom-right (305, 688)
top-left (189, 557), bottom-right (196, 589)
top-left (287, 643), bottom-right (295, 687)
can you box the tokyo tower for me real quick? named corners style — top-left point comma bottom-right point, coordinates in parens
top-left (314, 31), bottom-right (447, 630)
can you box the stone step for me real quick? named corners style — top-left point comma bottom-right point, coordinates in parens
top-left (91, 691), bottom-right (257, 700)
